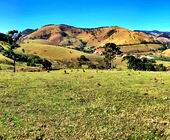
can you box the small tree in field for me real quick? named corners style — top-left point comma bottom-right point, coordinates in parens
top-left (103, 43), bottom-right (122, 69)
top-left (77, 55), bottom-right (90, 68)
top-left (7, 30), bottom-right (21, 72)
top-left (42, 59), bottom-right (52, 71)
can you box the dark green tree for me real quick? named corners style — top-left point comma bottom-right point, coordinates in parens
top-left (103, 43), bottom-right (122, 69)
top-left (7, 30), bottom-right (21, 72)
top-left (159, 43), bottom-right (170, 51)
top-left (155, 64), bottom-right (167, 71)
top-left (42, 59), bottom-right (52, 71)
top-left (123, 55), bottom-right (166, 71)
top-left (77, 55), bottom-right (90, 67)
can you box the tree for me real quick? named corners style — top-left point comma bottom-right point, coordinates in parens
top-left (77, 55), bottom-right (90, 67)
top-left (42, 59), bottom-right (52, 71)
top-left (79, 55), bottom-right (90, 62)
top-left (103, 43), bottom-right (122, 69)
top-left (6, 30), bottom-right (21, 72)
top-left (155, 64), bottom-right (167, 71)
top-left (123, 55), bottom-right (166, 71)
top-left (158, 42), bottom-right (170, 51)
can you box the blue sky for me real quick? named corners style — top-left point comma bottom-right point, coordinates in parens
top-left (0, 0), bottom-right (170, 33)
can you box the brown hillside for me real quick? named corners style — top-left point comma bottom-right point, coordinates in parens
top-left (162, 49), bottom-right (170, 57)
top-left (17, 40), bottom-right (103, 63)
top-left (24, 24), bottom-right (160, 49)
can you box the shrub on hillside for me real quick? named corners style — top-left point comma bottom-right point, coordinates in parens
top-left (0, 45), bottom-right (4, 52)
top-left (123, 55), bottom-right (167, 71)
top-left (78, 55), bottom-right (90, 67)
top-left (96, 63), bottom-right (107, 69)
top-left (2, 49), bottom-right (52, 69)
top-left (42, 59), bottom-right (52, 70)
top-left (158, 43), bottom-right (170, 51)
top-left (83, 47), bottom-right (95, 53)
top-left (155, 64), bottom-right (167, 71)
top-left (0, 33), bottom-right (8, 42)
top-left (27, 61), bottom-right (36, 67)
top-left (154, 56), bottom-right (170, 62)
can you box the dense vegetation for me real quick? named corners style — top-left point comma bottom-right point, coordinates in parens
top-left (0, 33), bottom-right (8, 42)
top-left (158, 43), bottom-right (170, 51)
top-left (2, 49), bottom-right (51, 68)
top-left (123, 55), bottom-right (167, 71)
top-left (154, 56), bottom-right (170, 62)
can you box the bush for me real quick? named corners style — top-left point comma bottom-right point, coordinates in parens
top-left (88, 63), bottom-right (97, 69)
top-left (154, 56), bottom-right (170, 62)
top-left (79, 55), bottom-right (90, 62)
top-left (27, 61), bottom-right (36, 67)
top-left (83, 47), bottom-right (95, 53)
top-left (0, 33), bottom-right (8, 42)
top-left (42, 59), bottom-right (52, 70)
top-left (0, 45), bottom-right (4, 52)
top-left (78, 55), bottom-right (90, 67)
top-left (27, 55), bottom-right (43, 64)
top-left (158, 43), bottom-right (170, 51)
top-left (96, 63), bottom-right (107, 69)
top-left (155, 64), bottom-right (167, 71)
top-left (123, 55), bottom-right (167, 71)
top-left (2, 49), bottom-right (15, 58)
top-left (2, 49), bottom-right (52, 69)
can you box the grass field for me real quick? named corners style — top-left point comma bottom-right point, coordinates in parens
top-left (0, 70), bottom-right (170, 139)
top-left (120, 44), bottom-right (161, 54)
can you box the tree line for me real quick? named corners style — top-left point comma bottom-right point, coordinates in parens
top-left (78, 43), bottom-right (167, 71)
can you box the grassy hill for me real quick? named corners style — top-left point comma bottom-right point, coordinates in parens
top-left (0, 41), bottom-right (9, 50)
top-left (0, 54), bottom-right (12, 64)
top-left (162, 49), bottom-right (170, 57)
top-left (0, 70), bottom-right (170, 139)
top-left (120, 43), bottom-right (161, 54)
top-left (17, 40), bottom-right (103, 63)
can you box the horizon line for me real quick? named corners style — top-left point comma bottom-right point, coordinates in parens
top-left (1, 23), bottom-right (170, 33)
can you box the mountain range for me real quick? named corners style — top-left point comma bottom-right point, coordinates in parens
top-left (1, 24), bottom-right (170, 68)
top-left (18, 24), bottom-right (170, 56)
top-left (22, 24), bottom-right (161, 48)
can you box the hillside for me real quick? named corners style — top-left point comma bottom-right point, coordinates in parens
top-left (17, 40), bottom-right (103, 63)
top-left (21, 29), bottom-right (37, 37)
top-left (135, 30), bottom-right (170, 44)
top-left (0, 53), bottom-right (12, 64)
top-left (162, 49), bottom-right (170, 57)
top-left (23, 24), bottom-right (162, 53)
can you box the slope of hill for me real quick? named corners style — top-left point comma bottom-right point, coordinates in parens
top-left (135, 30), bottom-right (170, 44)
top-left (0, 53), bottom-right (13, 64)
top-left (23, 24), bottom-right (161, 53)
top-left (17, 40), bottom-right (103, 63)
top-left (21, 29), bottom-right (37, 37)
top-left (162, 49), bottom-right (170, 57)
top-left (135, 30), bottom-right (170, 37)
